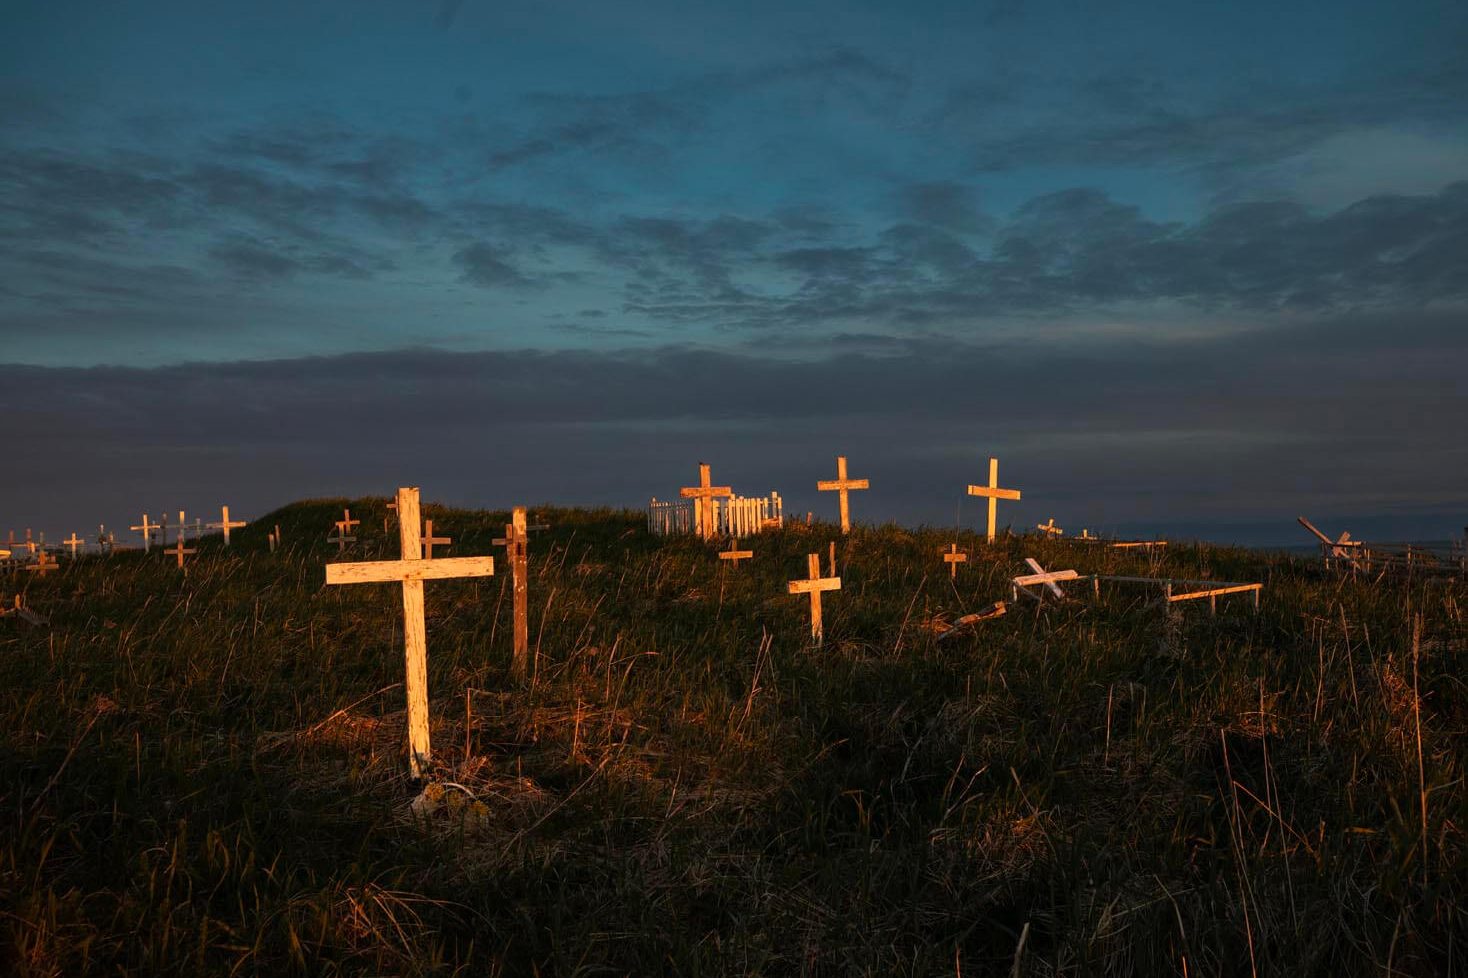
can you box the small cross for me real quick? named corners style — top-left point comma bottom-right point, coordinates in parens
top-left (1037, 518), bottom-right (1063, 538)
top-left (942, 543), bottom-right (968, 578)
top-left (325, 487), bottom-right (495, 777)
top-left (131, 514), bottom-right (160, 552)
top-left (27, 550), bottom-right (59, 577)
top-left (787, 553), bottom-right (841, 645)
top-left (718, 538), bottom-right (753, 566)
top-left (167, 535), bottom-right (196, 571)
top-left (966, 456), bottom-right (1022, 544)
top-left (492, 507), bottom-right (537, 678)
top-left (679, 463), bottom-right (733, 540)
top-left (208, 505), bottom-right (248, 546)
top-left (421, 519), bottom-right (452, 559)
top-left (63, 533), bottom-right (84, 557)
top-left (816, 455), bottom-right (870, 535)
top-left (1077, 529), bottom-right (1096, 541)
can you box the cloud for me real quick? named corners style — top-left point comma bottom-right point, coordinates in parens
top-left (453, 242), bottom-right (534, 288)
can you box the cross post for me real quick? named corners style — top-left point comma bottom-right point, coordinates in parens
top-left (492, 507), bottom-right (531, 678)
top-left (966, 456), bottom-right (1022, 544)
top-left (816, 455), bottom-right (870, 535)
top-left (325, 487), bottom-right (494, 777)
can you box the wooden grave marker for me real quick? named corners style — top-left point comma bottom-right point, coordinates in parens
top-left (967, 456), bottom-right (1022, 544)
top-left (421, 520), bottom-right (452, 559)
top-left (131, 514), bottom-right (160, 552)
top-left (679, 463), bottom-right (733, 540)
top-left (1077, 528), bottom-right (1097, 541)
top-left (492, 507), bottom-right (534, 679)
top-left (167, 534), bottom-right (196, 571)
top-left (63, 532), bottom-right (85, 558)
top-left (1011, 557), bottom-right (1079, 603)
top-left (942, 543), bottom-right (968, 578)
top-left (937, 601), bottom-right (1007, 640)
top-left (27, 550), bottom-right (59, 577)
top-left (208, 505), bottom-right (247, 546)
top-left (788, 553), bottom-right (841, 645)
top-left (325, 487), bottom-right (495, 777)
top-left (2, 593), bottom-right (48, 626)
top-left (816, 455), bottom-right (869, 534)
top-left (331, 508), bottom-right (360, 553)
top-left (1037, 518), bottom-right (1063, 538)
top-left (718, 537), bottom-right (753, 566)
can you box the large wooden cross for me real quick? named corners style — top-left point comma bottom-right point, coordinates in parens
top-left (492, 507), bottom-right (532, 679)
top-left (817, 455), bottom-right (869, 534)
top-left (787, 553), bottom-right (841, 645)
top-left (63, 533), bottom-right (84, 557)
top-left (131, 514), bottom-right (160, 552)
top-left (208, 505), bottom-right (247, 546)
top-left (942, 543), bottom-right (968, 578)
top-left (679, 463), bottom-right (732, 540)
top-left (967, 456), bottom-right (1022, 543)
top-left (326, 487), bottom-right (495, 777)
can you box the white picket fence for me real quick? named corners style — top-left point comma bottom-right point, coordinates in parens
top-left (648, 492), bottom-right (783, 537)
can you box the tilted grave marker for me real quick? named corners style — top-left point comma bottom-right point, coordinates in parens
top-left (942, 543), bottom-right (968, 578)
top-left (788, 553), bottom-right (841, 645)
top-left (1011, 557), bottom-right (1079, 603)
top-left (208, 505), bottom-right (247, 546)
top-left (679, 463), bottom-right (733, 540)
top-left (1037, 518), bottom-right (1063, 538)
top-left (967, 457), bottom-right (1022, 544)
top-left (326, 487), bottom-right (495, 777)
top-left (817, 455), bottom-right (869, 535)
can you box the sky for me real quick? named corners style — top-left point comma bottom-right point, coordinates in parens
top-left (2, 0), bottom-right (1465, 545)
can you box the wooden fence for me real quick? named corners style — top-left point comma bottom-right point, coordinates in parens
top-left (648, 492), bottom-right (783, 538)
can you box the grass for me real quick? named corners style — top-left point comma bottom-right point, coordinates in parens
top-left (1, 497), bottom-right (1464, 976)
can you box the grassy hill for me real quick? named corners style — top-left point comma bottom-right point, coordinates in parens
top-left (2, 498), bottom-right (1464, 976)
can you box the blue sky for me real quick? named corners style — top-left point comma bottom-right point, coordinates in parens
top-left (2, 0), bottom-right (1465, 542)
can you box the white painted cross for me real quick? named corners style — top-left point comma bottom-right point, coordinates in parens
top-left (325, 487), bottom-right (494, 777)
top-left (942, 542), bottom-right (968, 578)
top-left (679, 463), bottom-right (733, 540)
top-left (131, 514), bottom-right (160, 552)
top-left (1037, 518), bottom-right (1063, 538)
top-left (816, 455), bottom-right (869, 535)
top-left (1011, 557), bottom-right (1079, 602)
top-left (63, 532), bottom-right (84, 557)
top-left (208, 505), bottom-right (247, 546)
top-left (787, 553), bottom-right (841, 645)
top-left (967, 456), bottom-right (1022, 544)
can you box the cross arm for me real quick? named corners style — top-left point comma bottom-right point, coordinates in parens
top-left (817, 479), bottom-right (870, 491)
top-left (788, 576), bottom-right (840, 594)
top-left (326, 555), bottom-right (494, 585)
top-left (968, 485), bottom-right (1022, 500)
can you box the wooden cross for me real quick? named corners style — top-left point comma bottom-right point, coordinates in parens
top-left (131, 514), bottom-right (160, 552)
top-left (385, 497), bottom-right (398, 533)
top-left (95, 525), bottom-right (113, 553)
top-left (942, 543), bottom-right (968, 578)
top-left (421, 520), bottom-right (452, 559)
top-left (174, 511), bottom-right (188, 543)
top-left (167, 534), bottom-right (196, 571)
top-left (679, 463), bottom-right (732, 540)
top-left (325, 487), bottom-right (495, 777)
top-left (1011, 557), bottom-right (1079, 602)
top-left (1077, 528), bottom-right (1096, 541)
top-left (2, 593), bottom-right (47, 627)
top-left (787, 553), bottom-right (841, 645)
top-left (1037, 518), bottom-right (1063, 538)
top-left (28, 550), bottom-right (59, 576)
top-left (331, 520), bottom-right (357, 553)
top-left (967, 456), bottom-right (1022, 543)
top-left (817, 455), bottom-right (869, 535)
top-left (208, 505), bottom-right (247, 546)
top-left (63, 533), bottom-right (84, 557)
top-left (340, 508), bottom-right (361, 535)
top-left (492, 507), bottom-right (532, 678)
top-left (718, 537), bottom-right (753, 566)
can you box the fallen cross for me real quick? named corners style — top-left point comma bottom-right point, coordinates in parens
top-left (942, 543), bottom-right (968, 578)
top-left (1089, 575), bottom-right (1263, 614)
top-left (967, 456), bottom-right (1022, 544)
top-left (817, 455), bottom-right (869, 535)
top-left (788, 553), bottom-right (841, 645)
top-left (1, 594), bottom-right (47, 626)
top-left (937, 601), bottom-right (1007, 640)
top-left (326, 486), bottom-right (495, 777)
top-left (1010, 557), bottom-right (1080, 603)
top-left (208, 505), bottom-right (247, 546)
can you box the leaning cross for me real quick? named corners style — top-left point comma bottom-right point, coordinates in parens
top-left (816, 455), bottom-right (870, 535)
top-left (719, 538), bottom-right (753, 566)
top-left (679, 463), bottom-right (733, 540)
top-left (967, 456), bottom-right (1022, 544)
top-left (1011, 557), bottom-right (1079, 602)
top-left (421, 520), bottom-right (452, 559)
top-left (942, 543), bottom-right (968, 578)
top-left (208, 505), bottom-right (247, 546)
top-left (787, 553), bottom-right (841, 645)
top-left (1037, 518), bottom-right (1063, 538)
top-left (131, 514), bottom-right (160, 552)
top-left (492, 507), bottom-right (533, 679)
top-left (325, 487), bottom-right (495, 777)
top-left (63, 533), bottom-right (84, 557)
